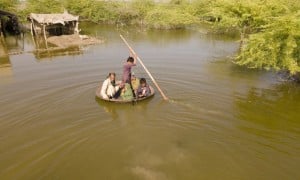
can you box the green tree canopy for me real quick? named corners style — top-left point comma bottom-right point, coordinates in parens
top-left (191, 0), bottom-right (300, 74)
top-left (27, 0), bottom-right (64, 13)
top-left (0, 0), bottom-right (18, 12)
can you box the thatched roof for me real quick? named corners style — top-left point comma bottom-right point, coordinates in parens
top-left (29, 12), bottom-right (79, 25)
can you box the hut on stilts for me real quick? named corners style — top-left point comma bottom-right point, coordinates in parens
top-left (29, 11), bottom-right (79, 47)
top-left (29, 11), bottom-right (79, 36)
top-left (28, 11), bottom-right (101, 49)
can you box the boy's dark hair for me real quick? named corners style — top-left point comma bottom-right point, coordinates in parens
top-left (140, 78), bottom-right (146, 84)
top-left (127, 56), bottom-right (134, 63)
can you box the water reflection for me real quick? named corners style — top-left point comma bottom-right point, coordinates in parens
top-left (0, 37), bottom-right (9, 57)
top-left (0, 56), bottom-right (10, 65)
top-left (132, 29), bottom-right (193, 45)
top-left (2, 35), bottom-right (24, 52)
top-left (33, 46), bottom-right (83, 60)
top-left (95, 97), bottom-right (120, 120)
top-left (0, 39), bottom-right (13, 81)
top-left (80, 22), bottom-right (239, 47)
top-left (95, 95), bottom-right (154, 121)
top-left (233, 83), bottom-right (300, 173)
top-left (236, 83), bottom-right (300, 131)
top-left (0, 58), bottom-right (12, 80)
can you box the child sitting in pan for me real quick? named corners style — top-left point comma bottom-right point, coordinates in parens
top-left (131, 72), bottom-right (140, 94)
top-left (137, 78), bottom-right (151, 98)
top-left (120, 83), bottom-right (134, 101)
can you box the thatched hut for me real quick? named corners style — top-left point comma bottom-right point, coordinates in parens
top-left (29, 11), bottom-right (79, 37)
top-left (28, 11), bottom-right (102, 49)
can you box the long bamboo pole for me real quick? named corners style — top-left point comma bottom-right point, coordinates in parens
top-left (120, 34), bottom-right (168, 101)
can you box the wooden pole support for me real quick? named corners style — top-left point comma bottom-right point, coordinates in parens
top-left (43, 25), bottom-right (48, 49)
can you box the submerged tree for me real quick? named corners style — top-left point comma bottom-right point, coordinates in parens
top-left (192, 0), bottom-right (300, 76)
top-left (236, 13), bottom-right (300, 74)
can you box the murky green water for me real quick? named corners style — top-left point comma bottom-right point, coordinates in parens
top-left (1, 23), bottom-right (300, 179)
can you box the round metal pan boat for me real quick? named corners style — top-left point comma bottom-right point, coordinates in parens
top-left (95, 85), bottom-right (155, 103)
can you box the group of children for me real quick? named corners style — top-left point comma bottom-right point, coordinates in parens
top-left (100, 55), bottom-right (151, 101)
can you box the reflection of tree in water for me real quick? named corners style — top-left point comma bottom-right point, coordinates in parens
top-left (0, 38), bottom-right (8, 58)
top-left (0, 36), bottom-right (14, 84)
top-left (236, 82), bottom-right (300, 132)
top-left (0, 49), bottom-right (12, 81)
top-left (118, 26), bottom-right (238, 44)
top-left (81, 22), bottom-right (193, 45)
top-left (2, 35), bottom-right (24, 52)
top-left (0, 55), bottom-right (12, 78)
top-left (141, 29), bottom-right (193, 45)
top-left (0, 55), bottom-right (10, 66)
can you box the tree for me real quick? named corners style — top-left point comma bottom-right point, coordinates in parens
top-left (27, 0), bottom-right (63, 13)
top-left (193, 0), bottom-right (300, 75)
top-left (236, 13), bottom-right (300, 74)
top-left (0, 0), bottom-right (18, 12)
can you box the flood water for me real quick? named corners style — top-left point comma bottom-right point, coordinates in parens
top-left (1, 22), bottom-right (300, 179)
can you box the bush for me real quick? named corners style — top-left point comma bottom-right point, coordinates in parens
top-left (0, 0), bottom-right (18, 12)
top-left (131, 0), bottom-right (155, 24)
top-left (169, 0), bottom-right (189, 5)
top-left (145, 6), bottom-right (196, 29)
top-left (236, 14), bottom-right (300, 74)
top-left (27, 0), bottom-right (64, 14)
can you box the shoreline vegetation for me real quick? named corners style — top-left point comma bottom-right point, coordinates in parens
top-left (2, 0), bottom-right (300, 79)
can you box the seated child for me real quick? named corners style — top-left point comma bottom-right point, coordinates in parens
top-left (131, 73), bottom-right (140, 94)
top-left (137, 78), bottom-right (151, 98)
top-left (120, 83), bottom-right (134, 101)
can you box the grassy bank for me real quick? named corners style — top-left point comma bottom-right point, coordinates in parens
top-left (3, 0), bottom-right (300, 76)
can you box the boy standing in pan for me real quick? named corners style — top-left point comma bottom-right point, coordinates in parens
top-left (122, 52), bottom-right (137, 84)
top-left (122, 52), bottom-right (137, 98)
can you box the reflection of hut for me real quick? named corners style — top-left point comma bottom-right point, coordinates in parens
top-left (33, 46), bottom-right (83, 60)
top-left (0, 38), bottom-right (9, 60)
top-left (29, 11), bottom-right (79, 38)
